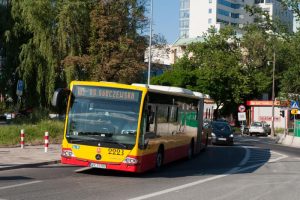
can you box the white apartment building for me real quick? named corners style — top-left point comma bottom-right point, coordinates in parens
top-left (257, 0), bottom-right (293, 32)
top-left (179, 0), bottom-right (294, 38)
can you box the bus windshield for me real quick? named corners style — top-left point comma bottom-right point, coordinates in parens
top-left (66, 86), bottom-right (142, 149)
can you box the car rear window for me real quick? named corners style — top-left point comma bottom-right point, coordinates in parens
top-left (251, 122), bottom-right (262, 127)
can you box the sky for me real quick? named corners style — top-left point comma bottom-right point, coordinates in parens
top-left (152, 0), bottom-right (180, 44)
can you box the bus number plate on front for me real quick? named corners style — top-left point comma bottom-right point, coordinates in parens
top-left (90, 163), bottom-right (106, 169)
top-left (108, 148), bottom-right (124, 156)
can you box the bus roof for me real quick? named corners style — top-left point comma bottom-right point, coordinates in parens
top-left (132, 83), bottom-right (205, 99)
top-left (70, 81), bottom-right (209, 100)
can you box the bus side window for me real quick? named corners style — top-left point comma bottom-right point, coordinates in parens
top-left (147, 105), bottom-right (155, 125)
top-left (146, 105), bottom-right (156, 132)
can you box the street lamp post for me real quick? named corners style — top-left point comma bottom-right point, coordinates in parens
top-left (271, 51), bottom-right (275, 137)
top-left (147, 0), bottom-right (153, 86)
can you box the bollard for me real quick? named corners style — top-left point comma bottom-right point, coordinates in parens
top-left (20, 129), bottom-right (25, 149)
top-left (44, 131), bottom-right (49, 153)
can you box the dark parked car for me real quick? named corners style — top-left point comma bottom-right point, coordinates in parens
top-left (211, 121), bottom-right (234, 145)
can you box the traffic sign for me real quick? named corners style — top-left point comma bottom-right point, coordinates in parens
top-left (238, 104), bottom-right (246, 112)
top-left (290, 101), bottom-right (299, 109)
top-left (238, 112), bottom-right (246, 121)
top-left (291, 109), bottom-right (299, 115)
top-left (16, 80), bottom-right (24, 96)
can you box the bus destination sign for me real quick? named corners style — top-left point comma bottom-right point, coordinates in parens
top-left (73, 86), bottom-right (140, 102)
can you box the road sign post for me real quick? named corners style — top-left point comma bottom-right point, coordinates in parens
top-left (290, 101), bottom-right (299, 135)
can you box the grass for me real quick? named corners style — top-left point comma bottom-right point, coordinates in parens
top-left (0, 120), bottom-right (64, 147)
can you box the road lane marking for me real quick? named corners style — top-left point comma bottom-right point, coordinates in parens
top-left (268, 151), bottom-right (288, 163)
top-left (0, 181), bottom-right (42, 190)
top-left (239, 146), bottom-right (250, 166)
top-left (74, 167), bottom-right (92, 173)
top-left (129, 148), bottom-right (288, 200)
top-left (128, 167), bottom-right (240, 200)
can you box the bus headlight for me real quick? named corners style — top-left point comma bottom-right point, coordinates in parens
top-left (122, 157), bottom-right (138, 165)
top-left (211, 133), bottom-right (216, 138)
top-left (230, 134), bottom-right (234, 138)
top-left (61, 149), bottom-right (75, 158)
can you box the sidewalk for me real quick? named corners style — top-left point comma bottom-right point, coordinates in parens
top-left (276, 133), bottom-right (300, 148)
top-left (0, 144), bottom-right (61, 171)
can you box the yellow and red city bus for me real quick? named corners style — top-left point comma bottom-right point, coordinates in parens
top-left (52, 81), bottom-right (208, 173)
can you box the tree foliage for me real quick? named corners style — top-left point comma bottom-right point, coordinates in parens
top-left (89, 0), bottom-right (147, 83)
top-left (153, 27), bottom-right (254, 116)
top-left (1, 0), bottom-right (147, 109)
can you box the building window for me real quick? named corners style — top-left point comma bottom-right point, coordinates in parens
top-left (180, 0), bottom-right (190, 10)
top-left (180, 20), bottom-right (189, 28)
top-left (180, 10), bottom-right (190, 18)
top-left (217, 0), bottom-right (240, 9)
top-left (231, 13), bottom-right (239, 18)
top-left (209, 0), bottom-right (212, 3)
top-left (217, 18), bottom-right (229, 25)
top-left (255, 0), bottom-right (264, 4)
top-left (208, 18), bottom-right (212, 24)
top-left (217, 9), bottom-right (230, 17)
top-left (209, 8), bottom-right (212, 14)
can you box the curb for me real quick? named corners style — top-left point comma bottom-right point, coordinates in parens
top-left (0, 160), bottom-right (61, 171)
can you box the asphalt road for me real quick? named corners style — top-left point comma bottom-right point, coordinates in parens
top-left (1, 135), bottom-right (300, 200)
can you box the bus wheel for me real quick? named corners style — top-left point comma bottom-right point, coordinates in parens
top-left (188, 141), bottom-right (194, 159)
top-left (155, 147), bottom-right (164, 169)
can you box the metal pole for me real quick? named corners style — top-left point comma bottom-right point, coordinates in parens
top-left (147, 0), bottom-right (153, 86)
top-left (284, 111), bottom-right (287, 136)
top-left (271, 51), bottom-right (275, 137)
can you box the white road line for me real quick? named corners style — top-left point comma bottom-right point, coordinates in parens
top-left (238, 146), bottom-right (250, 166)
top-left (128, 167), bottom-right (240, 200)
top-left (128, 148), bottom-right (289, 200)
top-left (74, 167), bottom-right (92, 173)
top-left (268, 151), bottom-right (288, 163)
top-left (0, 181), bottom-right (42, 190)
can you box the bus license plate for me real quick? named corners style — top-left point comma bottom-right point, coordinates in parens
top-left (218, 138), bottom-right (226, 141)
top-left (90, 163), bottom-right (106, 169)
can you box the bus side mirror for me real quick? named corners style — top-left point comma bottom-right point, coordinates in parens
top-left (52, 88), bottom-right (70, 114)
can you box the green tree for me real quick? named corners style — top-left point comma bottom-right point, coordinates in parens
top-left (240, 25), bottom-right (273, 99)
top-left (280, 31), bottom-right (300, 98)
top-left (3, 0), bottom-right (148, 109)
top-left (153, 27), bottom-right (252, 117)
top-left (89, 0), bottom-right (147, 83)
top-left (11, 0), bottom-right (59, 107)
top-left (57, 0), bottom-right (93, 84)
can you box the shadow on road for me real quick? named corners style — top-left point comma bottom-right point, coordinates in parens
top-left (77, 145), bottom-right (272, 178)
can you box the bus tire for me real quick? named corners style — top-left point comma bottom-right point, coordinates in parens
top-left (155, 146), bottom-right (164, 169)
top-left (188, 140), bottom-right (194, 159)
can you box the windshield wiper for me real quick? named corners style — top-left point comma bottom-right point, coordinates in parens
top-left (67, 135), bottom-right (98, 143)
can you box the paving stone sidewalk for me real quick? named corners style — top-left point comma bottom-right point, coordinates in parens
top-left (0, 144), bottom-right (61, 171)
